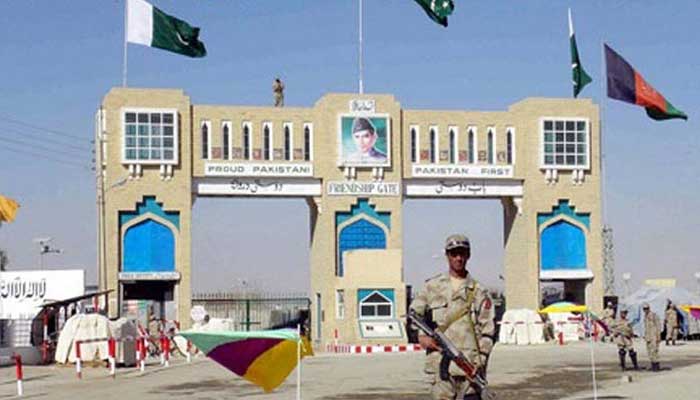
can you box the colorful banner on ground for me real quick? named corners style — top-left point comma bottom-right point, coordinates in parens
top-left (0, 195), bottom-right (20, 223)
top-left (179, 329), bottom-right (312, 392)
top-left (605, 44), bottom-right (687, 121)
top-left (413, 0), bottom-right (454, 27)
top-left (127, 0), bottom-right (207, 58)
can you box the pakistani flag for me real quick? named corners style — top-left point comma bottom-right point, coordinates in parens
top-left (413, 0), bottom-right (454, 27)
top-left (568, 9), bottom-right (591, 97)
top-left (127, 0), bottom-right (206, 58)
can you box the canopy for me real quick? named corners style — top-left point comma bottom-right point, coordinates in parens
top-left (180, 329), bottom-right (312, 393)
top-left (539, 301), bottom-right (588, 314)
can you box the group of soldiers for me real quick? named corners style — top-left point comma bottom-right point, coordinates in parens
top-left (603, 299), bottom-right (681, 372)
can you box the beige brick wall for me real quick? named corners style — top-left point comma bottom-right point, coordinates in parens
top-left (98, 88), bottom-right (602, 345)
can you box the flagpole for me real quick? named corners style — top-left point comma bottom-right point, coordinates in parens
top-left (123, 0), bottom-right (129, 87)
top-left (296, 324), bottom-right (301, 400)
top-left (358, 0), bottom-right (364, 94)
top-left (599, 40), bottom-right (607, 224)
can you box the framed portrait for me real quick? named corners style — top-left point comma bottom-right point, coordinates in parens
top-left (337, 114), bottom-right (391, 167)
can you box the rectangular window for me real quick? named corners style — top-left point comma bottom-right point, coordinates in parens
top-left (467, 127), bottom-right (476, 164)
top-left (541, 118), bottom-right (589, 169)
top-left (335, 289), bottom-right (345, 320)
top-left (122, 109), bottom-right (178, 164)
top-left (506, 127), bottom-right (515, 164)
top-left (487, 127), bottom-right (495, 164)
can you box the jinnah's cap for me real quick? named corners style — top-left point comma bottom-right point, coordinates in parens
top-left (352, 117), bottom-right (376, 135)
top-left (445, 234), bottom-right (470, 251)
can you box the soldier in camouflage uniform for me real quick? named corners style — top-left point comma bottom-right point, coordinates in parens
top-left (601, 302), bottom-right (615, 342)
top-left (273, 77), bottom-right (285, 107)
top-left (643, 303), bottom-right (662, 371)
top-left (612, 309), bottom-right (638, 370)
top-left (664, 301), bottom-right (679, 346)
top-left (410, 234), bottom-right (496, 400)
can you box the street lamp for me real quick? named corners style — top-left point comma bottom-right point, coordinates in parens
top-left (33, 237), bottom-right (62, 269)
top-left (622, 273), bottom-right (632, 300)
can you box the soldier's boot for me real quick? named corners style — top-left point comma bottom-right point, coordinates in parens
top-left (652, 362), bottom-right (660, 372)
top-left (618, 349), bottom-right (627, 371)
top-left (629, 350), bottom-right (639, 370)
top-left (672, 338), bottom-right (676, 346)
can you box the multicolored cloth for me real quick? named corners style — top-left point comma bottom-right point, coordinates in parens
top-left (180, 329), bottom-right (312, 392)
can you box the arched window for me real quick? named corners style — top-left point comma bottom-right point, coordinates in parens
top-left (201, 122), bottom-right (209, 159)
top-left (449, 128), bottom-right (456, 163)
top-left (468, 128), bottom-right (475, 164)
top-left (487, 129), bottom-right (494, 164)
top-left (337, 219), bottom-right (386, 277)
top-left (540, 220), bottom-right (586, 270)
top-left (243, 123), bottom-right (251, 160)
top-left (263, 124), bottom-right (271, 160)
top-left (430, 127), bottom-right (437, 163)
top-left (222, 123), bottom-right (230, 160)
top-left (507, 128), bottom-right (514, 164)
top-left (303, 124), bottom-right (312, 161)
top-left (123, 219), bottom-right (175, 272)
top-left (410, 126), bottom-right (417, 163)
top-left (284, 124), bottom-right (292, 161)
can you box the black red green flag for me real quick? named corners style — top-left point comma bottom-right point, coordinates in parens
top-left (413, 0), bottom-right (454, 27)
top-left (605, 44), bottom-right (687, 121)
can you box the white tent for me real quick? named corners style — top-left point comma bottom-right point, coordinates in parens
top-left (498, 309), bottom-right (545, 345)
top-left (54, 314), bottom-right (137, 365)
top-left (621, 285), bottom-right (700, 337)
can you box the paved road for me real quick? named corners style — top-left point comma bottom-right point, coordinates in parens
top-left (1, 340), bottom-right (698, 399)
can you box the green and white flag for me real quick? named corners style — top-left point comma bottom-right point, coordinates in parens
top-left (127, 0), bottom-right (206, 58)
top-left (569, 8), bottom-right (591, 97)
top-left (413, 0), bottom-right (454, 27)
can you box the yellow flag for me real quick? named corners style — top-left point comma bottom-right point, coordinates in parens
top-left (0, 195), bottom-right (20, 223)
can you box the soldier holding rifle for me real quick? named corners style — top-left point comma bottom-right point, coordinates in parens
top-left (409, 234), bottom-right (496, 400)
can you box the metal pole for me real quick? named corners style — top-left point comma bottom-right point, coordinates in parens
top-left (358, 0), bottom-right (364, 94)
top-left (297, 324), bottom-right (301, 400)
top-left (123, 0), bottom-right (129, 87)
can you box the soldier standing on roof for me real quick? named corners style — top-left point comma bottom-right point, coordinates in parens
top-left (410, 234), bottom-right (496, 400)
top-left (273, 77), bottom-right (285, 107)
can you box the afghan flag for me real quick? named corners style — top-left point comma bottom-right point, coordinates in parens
top-left (568, 9), bottom-right (591, 98)
top-left (605, 44), bottom-right (687, 121)
top-left (413, 0), bottom-right (454, 27)
top-left (179, 329), bottom-right (313, 393)
top-left (0, 195), bottom-right (20, 223)
top-left (127, 0), bottom-right (206, 58)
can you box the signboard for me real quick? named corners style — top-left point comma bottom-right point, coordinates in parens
top-left (195, 178), bottom-right (322, 196)
top-left (349, 99), bottom-right (376, 113)
top-left (0, 270), bottom-right (85, 319)
top-left (118, 272), bottom-right (181, 281)
top-left (404, 179), bottom-right (523, 197)
top-left (204, 162), bottom-right (313, 177)
top-left (327, 181), bottom-right (400, 197)
top-left (190, 305), bottom-right (207, 323)
top-left (412, 165), bottom-right (514, 178)
top-left (358, 320), bottom-right (404, 339)
top-left (338, 114), bottom-right (391, 167)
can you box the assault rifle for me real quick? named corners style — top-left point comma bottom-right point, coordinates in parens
top-left (408, 309), bottom-right (496, 400)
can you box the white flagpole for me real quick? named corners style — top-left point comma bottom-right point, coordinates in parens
top-left (123, 0), bottom-right (129, 87)
top-left (358, 0), bottom-right (364, 94)
top-left (296, 324), bottom-right (302, 400)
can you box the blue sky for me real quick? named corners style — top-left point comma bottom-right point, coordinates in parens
top-left (0, 1), bottom-right (698, 295)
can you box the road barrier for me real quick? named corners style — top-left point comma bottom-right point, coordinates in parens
top-left (0, 355), bottom-right (24, 396)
